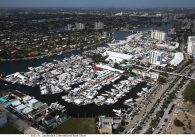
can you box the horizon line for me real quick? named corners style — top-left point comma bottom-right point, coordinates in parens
top-left (0, 6), bottom-right (195, 9)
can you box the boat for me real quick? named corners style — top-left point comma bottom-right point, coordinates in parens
top-left (105, 98), bottom-right (115, 105)
top-left (124, 98), bottom-right (133, 104)
top-left (113, 109), bottom-right (122, 116)
top-left (142, 87), bottom-right (148, 92)
top-left (137, 92), bottom-right (143, 97)
top-left (131, 81), bottom-right (137, 86)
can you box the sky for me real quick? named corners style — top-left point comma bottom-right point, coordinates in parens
top-left (0, 0), bottom-right (195, 8)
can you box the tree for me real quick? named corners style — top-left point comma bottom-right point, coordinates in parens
top-left (174, 118), bottom-right (184, 127)
top-left (89, 53), bottom-right (107, 64)
top-left (0, 50), bottom-right (9, 59)
top-left (183, 81), bottom-right (195, 102)
top-left (114, 62), bottom-right (120, 69)
top-left (158, 76), bottom-right (167, 84)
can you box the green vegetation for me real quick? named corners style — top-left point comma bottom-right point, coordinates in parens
top-left (89, 53), bottom-right (108, 64)
top-left (158, 76), bottom-right (167, 84)
top-left (186, 59), bottom-right (193, 66)
top-left (183, 81), bottom-right (195, 102)
top-left (0, 124), bottom-right (20, 134)
top-left (174, 118), bottom-right (184, 127)
top-left (113, 63), bottom-right (121, 69)
top-left (0, 50), bottom-right (9, 59)
top-left (53, 118), bottom-right (99, 134)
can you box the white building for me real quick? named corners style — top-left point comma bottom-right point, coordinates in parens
top-left (0, 110), bottom-right (7, 127)
top-left (75, 23), bottom-right (85, 30)
top-left (170, 52), bottom-right (184, 66)
top-left (96, 64), bottom-right (124, 73)
top-left (94, 22), bottom-right (104, 30)
top-left (151, 30), bottom-right (167, 41)
top-left (103, 51), bottom-right (133, 63)
top-left (67, 24), bottom-right (72, 31)
top-left (149, 51), bottom-right (163, 66)
top-left (187, 36), bottom-right (195, 58)
top-left (132, 69), bottom-right (159, 81)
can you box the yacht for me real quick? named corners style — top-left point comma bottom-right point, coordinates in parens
top-left (113, 109), bottom-right (122, 117)
top-left (142, 87), bottom-right (148, 92)
top-left (124, 98), bottom-right (133, 104)
top-left (105, 98), bottom-right (115, 105)
top-left (137, 92), bottom-right (143, 97)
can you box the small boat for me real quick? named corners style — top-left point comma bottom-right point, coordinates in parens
top-left (124, 98), bottom-right (133, 104)
top-left (113, 109), bottom-right (122, 116)
top-left (142, 87), bottom-right (148, 92)
top-left (137, 92), bottom-right (143, 97)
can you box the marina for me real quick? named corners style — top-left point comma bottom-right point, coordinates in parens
top-left (0, 80), bottom-right (148, 117)
top-left (0, 27), bottom-right (171, 118)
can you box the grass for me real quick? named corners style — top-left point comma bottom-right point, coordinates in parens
top-left (53, 118), bottom-right (99, 134)
top-left (0, 124), bottom-right (20, 134)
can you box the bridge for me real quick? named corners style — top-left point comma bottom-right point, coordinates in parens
top-left (133, 64), bottom-right (195, 80)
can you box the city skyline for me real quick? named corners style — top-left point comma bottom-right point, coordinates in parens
top-left (0, 0), bottom-right (195, 8)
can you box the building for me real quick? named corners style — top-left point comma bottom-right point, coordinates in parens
top-left (1, 92), bottom-right (48, 121)
top-left (132, 69), bottom-right (159, 81)
top-left (98, 116), bottom-right (122, 134)
top-left (0, 109), bottom-right (7, 127)
top-left (187, 36), bottom-right (195, 58)
top-left (75, 23), bottom-right (85, 30)
top-left (151, 30), bottom-right (167, 41)
top-left (103, 51), bottom-right (133, 64)
top-left (169, 52), bottom-right (184, 66)
top-left (96, 64), bottom-right (124, 73)
top-left (94, 22), bottom-right (104, 30)
top-left (67, 24), bottom-right (72, 31)
top-left (98, 116), bottom-right (113, 134)
top-left (149, 51), bottom-right (163, 66)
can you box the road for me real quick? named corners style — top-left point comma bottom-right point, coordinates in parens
top-left (123, 60), bottom-right (194, 134)
top-left (123, 79), bottom-right (173, 133)
top-left (153, 68), bottom-right (195, 133)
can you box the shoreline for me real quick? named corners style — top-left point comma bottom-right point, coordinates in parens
top-left (0, 40), bottom-right (109, 62)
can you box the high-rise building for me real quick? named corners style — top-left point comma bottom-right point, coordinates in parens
top-left (187, 36), bottom-right (195, 58)
top-left (0, 109), bottom-right (7, 127)
top-left (149, 51), bottom-right (163, 66)
top-left (67, 24), bottom-right (72, 31)
top-left (94, 22), bottom-right (104, 30)
top-left (75, 23), bottom-right (85, 30)
top-left (151, 30), bottom-right (167, 41)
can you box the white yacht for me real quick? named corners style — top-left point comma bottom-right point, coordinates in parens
top-left (113, 109), bottom-right (122, 117)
